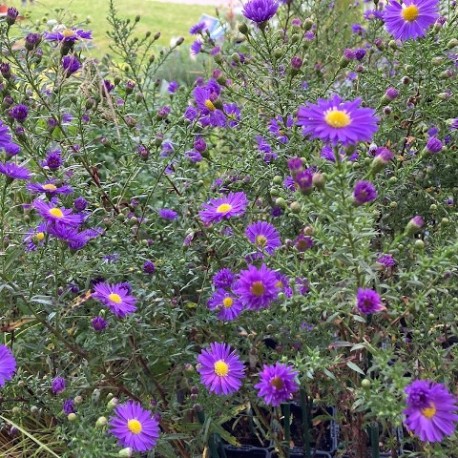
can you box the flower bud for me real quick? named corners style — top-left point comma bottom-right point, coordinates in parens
top-left (96, 416), bottom-right (108, 427)
top-left (6, 7), bottom-right (19, 26)
top-left (118, 448), bottom-right (133, 457)
top-left (238, 23), bottom-right (249, 35)
top-left (67, 413), bottom-right (77, 421)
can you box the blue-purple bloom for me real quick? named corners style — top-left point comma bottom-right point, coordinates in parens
top-left (51, 376), bottom-right (66, 395)
top-left (158, 208), bottom-right (178, 220)
top-left (243, 0), bottom-right (279, 24)
top-left (426, 137), bottom-right (443, 154)
top-left (91, 316), bottom-right (108, 331)
top-left (199, 192), bottom-right (248, 225)
top-left (92, 282), bottom-right (137, 318)
top-left (197, 342), bottom-right (245, 395)
top-left (33, 199), bottom-right (82, 227)
top-left (62, 55), bottom-right (81, 76)
top-left (27, 181), bottom-right (73, 196)
top-left (193, 82), bottom-right (226, 127)
top-left (297, 95), bottom-right (379, 145)
top-left (207, 289), bottom-right (244, 321)
top-left (353, 181), bottom-right (377, 205)
top-left (254, 362), bottom-right (299, 406)
top-left (23, 223), bottom-right (47, 251)
top-left (234, 264), bottom-right (279, 310)
top-left (63, 399), bottom-right (76, 414)
top-left (0, 162), bottom-right (31, 181)
top-left (383, 0), bottom-right (439, 41)
top-left (356, 288), bottom-right (385, 314)
top-left (212, 268), bottom-right (235, 289)
top-left (404, 380), bottom-right (458, 442)
top-left (41, 149), bottom-right (63, 170)
top-left (8, 104), bottom-right (29, 123)
top-left (245, 221), bottom-right (281, 255)
top-left (45, 28), bottom-right (92, 43)
top-left (109, 401), bottom-right (160, 452)
top-left (0, 345), bottom-right (16, 387)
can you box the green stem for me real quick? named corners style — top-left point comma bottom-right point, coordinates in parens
top-left (300, 389), bottom-right (312, 458)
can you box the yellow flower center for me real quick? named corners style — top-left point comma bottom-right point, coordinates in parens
top-left (222, 297), bottom-right (234, 308)
top-left (108, 293), bottom-right (122, 304)
top-left (216, 203), bottom-right (232, 214)
top-left (255, 235), bottom-right (267, 247)
top-left (204, 99), bottom-right (216, 111)
top-left (43, 184), bottom-right (57, 191)
top-left (214, 360), bottom-right (229, 377)
top-left (421, 403), bottom-right (437, 419)
top-left (127, 419), bottom-right (143, 434)
top-left (49, 208), bottom-right (64, 219)
top-left (275, 280), bottom-right (284, 289)
top-left (270, 376), bottom-right (284, 390)
top-left (62, 29), bottom-right (76, 37)
top-left (250, 281), bottom-right (265, 297)
top-left (35, 232), bottom-right (45, 242)
top-left (402, 5), bottom-right (419, 22)
top-left (324, 109), bottom-right (351, 128)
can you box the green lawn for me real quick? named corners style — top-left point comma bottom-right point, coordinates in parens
top-left (8, 0), bottom-right (217, 55)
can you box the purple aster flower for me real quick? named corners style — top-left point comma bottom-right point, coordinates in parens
top-left (193, 137), bottom-right (207, 153)
top-left (291, 56), bottom-right (303, 71)
top-left (48, 224), bottom-right (102, 250)
top-left (41, 149), bottom-right (63, 170)
top-left (184, 106), bottom-right (198, 122)
top-left (193, 85), bottom-right (226, 128)
top-left (92, 282), bottom-right (137, 318)
top-left (0, 345), bottom-right (16, 387)
top-left (73, 196), bottom-right (88, 212)
top-left (224, 103), bottom-right (241, 128)
top-left (254, 362), bottom-right (299, 406)
top-left (51, 376), bottom-right (66, 395)
top-left (4, 142), bottom-right (21, 156)
top-left (186, 150), bottom-right (203, 162)
top-left (197, 342), bottom-right (245, 395)
top-left (383, 0), bottom-right (439, 41)
top-left (207, 289), bottom-right (244, 321)
top-left (243, 0), bottom-right (278, 24)
top-left (343, 48), bottom-right (356, 60)
top-left (23, 223), bottom-right (47, 251)
top-left (44, 28), bottom-right (92, 43)
top-left (143, 261), bottom-right (155, 274)
top-left (384, 87), bottom-right (400, 101)
top-left (25, 33), bottom-right (42, 51)
top-left (6, 7), bottom-right (19, 26)
top-left (63, 399), bottom-right (75, 414)
top-left (62, 55), bottom-right (81, 76)
top-left (294, 233), bottom-right (314, 252)
top-left (426, 137), bottom-right (443, 154)
top-left (245, 221), bottom-right (281, 255)
top-left (353, 181), bottom-right (377, 205)
top-left (377, 254), bottom-right (396, 268)
top-left (0, 162), bottom-right (31, 181)
top-left (158, 208), bottom-right (178, 220)
top-left (190, 39), bottom-right (203, 56)
top-left (8, 104), bottom-right (29, 123)
top-left (199, 192), bottom-right (248, 225)
top-left (234, 264), bottom-right (279, 310)
top-left (212, 268), bottom-right (235, 289)
top-left (109, 401), bottom-right (160, 452)
top-left (450, 118), bottom-right (458, 130)
top-left (356, 288), bottom-right (385, 314)
top-left (294, 169), bottom-right (314, 194)
top-left (355, 48), bottom-right (366, 60)
top-left (91, 316), bottom-right (108, 331)
top-left (274, 272), bottom-right (293, 298)
top-left (256, 136), bottom-right (277, 163)
top-left (27, 181), bottom-right (73, 196)
top-left (404, 380), bottom-right (458, 442)
top-left (351, 23), bottom-right (366, 35)
top-left (33, 200), bottom-right (82, 227)
top-left (297, 95), bottom-right (378, 145)
top-left (168, 81), bottom-right (179, 94)
top-left (189, 21), bottom-right (207, 34)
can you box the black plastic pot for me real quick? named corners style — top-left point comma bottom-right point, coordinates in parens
top-left (278, 401), bottom-right (338, 455)
top-left (223, 444), bottom-right (271, 458)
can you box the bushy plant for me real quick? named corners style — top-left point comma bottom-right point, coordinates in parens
top-left (0, 0), bottom-right (457, 457)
